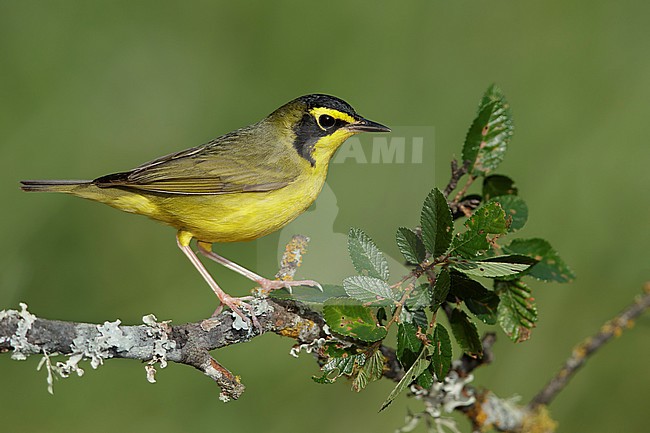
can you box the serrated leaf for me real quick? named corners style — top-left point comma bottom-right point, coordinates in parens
top-left (343, 275), bottom-right (398, 306)
top-left (397, 322), bottom-right (423, 367)
top-left (449, 309), bottom-right (483, 357)
top-left (406, 284), bottom-right (432, 310)
top-left (449, 258), bottom-right (531, 278)
top-left (432, 268), bottom-right (451, 312)
top-left (314, 351), bottom-right (363, 384)
top-left (430, 324), bottom-right (452, 381)
top-left (483, 174), bottom-right (518, 200)
top-left (489, 195), bottom-right (528, 232)
top-left (323, 299), bottom-right (387, 342)
top-left (396, 227), bottom-right (426, 265)
top-left (348, 227), bottom-right (389, 281)
top-left (463, 84), bottom-right (514, 176)
top-left (421, 188), bottom-right (454, 257)
top-left (478, 83), bottom-right (505, 112)
top-left (353, 349), bottom-right (385, 392)
top-left (503, 238), bottom-right (575, 283)
top-left (450, 272), bottom-right (499, 324)
top-left (449, 201), bottom-right (509, 258)
top-left (271, 284), bottom-right (346, 304)
top-left (380, 345), bottom-right (432, 411)
top-left (496, 279), bottom-right (537, 342)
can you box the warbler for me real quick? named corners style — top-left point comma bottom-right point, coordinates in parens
top-left (21, 94), bottom-right (390, 324)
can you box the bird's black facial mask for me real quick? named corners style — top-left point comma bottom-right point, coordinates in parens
top-left (292, 113), bottom-right (351, 166)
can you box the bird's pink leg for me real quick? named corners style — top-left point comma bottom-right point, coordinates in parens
top-left (176, 234), bottom-right (260, 329)
top-left (197, 241), bottom-right (322, 294)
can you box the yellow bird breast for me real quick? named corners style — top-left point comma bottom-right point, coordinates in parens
top-left (146, 169), bottom-right (327, 243)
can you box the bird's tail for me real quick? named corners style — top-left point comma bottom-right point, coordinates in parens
top-left (21, 179), bottom-right (154, 216)
top-left (20, 179), bottom-right (92, 193)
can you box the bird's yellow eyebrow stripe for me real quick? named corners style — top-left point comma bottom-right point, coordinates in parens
top-left (309, 107), bottom-right (357, 124)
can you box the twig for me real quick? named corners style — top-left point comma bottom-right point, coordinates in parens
top-left (451, 174), bottom-right (476, 205)
top-left (442, 159), bottom-right (481, 218)
top-left (275, 234), bottom-right (310, 282)
top-left (529, 284), bottom-right (650, 408)
top-left (443, 159), bottom-right (471, 198)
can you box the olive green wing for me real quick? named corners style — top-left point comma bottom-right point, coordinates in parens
top-left (93, 129), bottom-right (300, 195)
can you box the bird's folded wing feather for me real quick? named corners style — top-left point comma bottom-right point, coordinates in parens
top-left (93, 130), bottom-right (301, 195)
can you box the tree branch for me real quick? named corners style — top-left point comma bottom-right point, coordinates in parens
top-left (0, 298), bottom-right (326, 400)
top-left (529, 284), bottom-right (650, 408)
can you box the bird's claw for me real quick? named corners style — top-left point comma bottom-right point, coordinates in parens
top-left (213, 294), bottom-right (261, 331)
top-left (256, 278), bottom-right (323, 295)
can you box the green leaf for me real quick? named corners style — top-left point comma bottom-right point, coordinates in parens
top-left (417, 369), bottom-right (435, 389)
top-left (405, 284), bottom-right (432, 310)
top-left (449, 201), bottom-right (509, 258)
top-left (396, 227), bottom-right (426, 265)
top-left (483, 174), bottom-right (518, 200)
top-left (400, 308), bottom-right (429, 331)
top-left (482, 254), bottom-right (539, 265)
top-left (413, 309), bottom-right (429, 330)
top-left (397, 322), bottom-right (423, 367)
top-left (504, 238), bottom-right (575, 283)
top-left (420, 188), bottom-right (454, 257)
top-left (462, 84), bottom-right (514, 176)
top-left (449, 258), bottom-right (531, 278)
top-left (450, 273), bottom-right (499, 324)
top-left (431, 268), bottom-right (451, 312)
top-left (495, 279), bottom-right (537, 342)
top-left (323, 299), bottom-right (387, 342)
top-left (376, 307), bottom-right (388, 325)
top-left (314, 351), bottom-right (363, 384)
top-left (478, 83), bottom-right (504, 111)
top-left (449, 309), bottom-right (483, 357)
top-left (352, 349), bottom-right (385, 392)
top-left (343, 276), bottom-right (398, 306)
top-left (489, 195), bottom-right (528, 232)
top-left (271, 284), bottom-right (346, 304)
top-left (430, 324), bottom-right (452, 381)
top-left (380, 345), bottom-right (432, 411)
top-left (348, 227), bottom-right (389, 281)
top-left (311, 372), bottom-right (335, 384)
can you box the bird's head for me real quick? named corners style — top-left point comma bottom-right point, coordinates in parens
top-left (268, 94), bottom-right (390, 167)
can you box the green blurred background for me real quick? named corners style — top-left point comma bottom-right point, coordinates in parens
top-left (1, 1), bottom-right (648, 432)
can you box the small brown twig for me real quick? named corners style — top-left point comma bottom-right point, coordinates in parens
top-left (529, 284), bottom-right (650, 408)
top-left (443, 159), bottom-right (481, 219)
top-left (451, 174), bottom-right (476, 206)
top-left (443, 159), bottom-right (471, 198)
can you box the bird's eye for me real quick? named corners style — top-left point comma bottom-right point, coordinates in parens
top-left (318, 114), bottom-right (336, 129)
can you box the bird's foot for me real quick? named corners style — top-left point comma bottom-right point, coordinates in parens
top-left (256, 278), bottom-right (323, 295)
top-left (211, 295), bottom-right (261, 331)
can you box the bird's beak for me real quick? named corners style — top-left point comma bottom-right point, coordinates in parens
top-left (344, 117), bottom-right (391, 133)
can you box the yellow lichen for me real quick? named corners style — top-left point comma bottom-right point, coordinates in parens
top-left (522, 405), bottom-right (558, 433)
